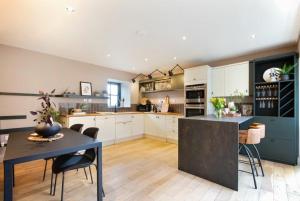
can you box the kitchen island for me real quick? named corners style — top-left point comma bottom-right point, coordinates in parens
top-left (178, 115), bottom-right (253, 191)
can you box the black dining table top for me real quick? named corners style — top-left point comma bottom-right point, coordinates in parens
top-left (4, 128), bottom-right (101, 164)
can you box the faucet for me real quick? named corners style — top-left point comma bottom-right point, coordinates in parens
top-left (114, 104), bottom-right (118, 113)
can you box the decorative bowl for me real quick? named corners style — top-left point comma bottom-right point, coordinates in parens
top-left (35, 123), bottom-right (62, 138)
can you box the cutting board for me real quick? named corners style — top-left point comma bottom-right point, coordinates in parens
top-left (161, 96), bottom-right (169, 113)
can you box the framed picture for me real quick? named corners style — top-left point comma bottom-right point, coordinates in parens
top-left (241, 104), bottom-right (253, 116)
top-left (80, 82), bottom-right (92, 96)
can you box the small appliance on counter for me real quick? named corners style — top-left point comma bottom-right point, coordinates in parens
top-left (136, 97), bottom-right (152, 112)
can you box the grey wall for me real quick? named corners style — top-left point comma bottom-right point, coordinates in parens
top-left (0, 45), bottom-right (138, 128)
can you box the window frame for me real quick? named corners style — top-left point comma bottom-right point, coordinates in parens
top-left (107, 81), bottom-right (121, 107)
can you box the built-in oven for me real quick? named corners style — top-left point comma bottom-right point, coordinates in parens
top-left (184, 84), bottom-right (207, 117)
top-left (185, 84), bottom-right (206, 105)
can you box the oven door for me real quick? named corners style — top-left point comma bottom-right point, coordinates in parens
top-left (185, 90), bottom-right (205, 104)
top-left (185, 107), bottom-right (205, 117)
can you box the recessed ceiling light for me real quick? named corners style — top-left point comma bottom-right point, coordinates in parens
top-left (65, 6), bottom-right (75, 13)
top-left (144, 58), bottom-right (148, 62)
top-left (131, 67), bottom-right (136, 70)
top-left (106, 54), bottom-right (111, 57)
top-left (173, 57), bottom-right (177, 60)
top-left (182, 36), bottom-right (187, 40)
top-left (251, 34), bottom-right (256, 39)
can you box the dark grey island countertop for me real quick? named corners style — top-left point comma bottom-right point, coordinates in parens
top-left (180, 115), bottom-right (253, 124)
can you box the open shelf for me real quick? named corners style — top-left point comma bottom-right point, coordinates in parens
top-left (0, 92), bottom-right (108, 99)
top-left (252, 52), bottom-right (297, 117)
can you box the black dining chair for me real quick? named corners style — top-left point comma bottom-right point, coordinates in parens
top-left (42, 124), bottom-right (84, 181)
top-left (50, 127), bottom-right (105, 201)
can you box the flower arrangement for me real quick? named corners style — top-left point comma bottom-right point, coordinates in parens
top-left (30, 89), bottom-right (60, 125)
top-left (30, 90), bottom-right (61, 137)
top-left (210, 97), bottom-right (226, 118)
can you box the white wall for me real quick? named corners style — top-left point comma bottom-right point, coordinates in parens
top-left (0, 45), bottom-right (138, 128)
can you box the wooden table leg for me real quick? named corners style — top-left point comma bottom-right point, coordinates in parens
top-left (4, 161), bottom-right (13, 201)
top-left (96, 146), bottom-right (103, 201)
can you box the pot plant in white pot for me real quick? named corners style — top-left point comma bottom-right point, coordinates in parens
top-left (276, 63), bottom-right (296, 81)
top-left (30, 89), bottom-right (61, 138)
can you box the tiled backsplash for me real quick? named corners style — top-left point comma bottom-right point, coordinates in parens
top-left (59, 103), bottom-right (185, 115)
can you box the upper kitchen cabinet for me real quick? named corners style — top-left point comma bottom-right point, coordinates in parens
top-left (211, 61), bottom-right (249, 97)
top-left (224, 62), bottom-right (249, 96)
top-left (184, 65), bottom-right (211, 86)
top-left (211, 67), bottom-right (225, 97)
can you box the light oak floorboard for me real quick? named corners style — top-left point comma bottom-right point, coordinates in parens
top-left (0, 138), bottom-right (299, 201)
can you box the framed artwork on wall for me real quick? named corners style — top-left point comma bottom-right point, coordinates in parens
top-left (80, 82), bottom-right (92, 96)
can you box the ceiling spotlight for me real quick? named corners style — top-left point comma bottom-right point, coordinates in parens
top-left (65, 6), bottom-right (75, 13)
top-left (106, 54), bottom-right (111, 57)
top-left (182, 36), bottom-right (187, 40)
top-left (173, 57), bottom-right (177, 60)
top-left (251, 34), bottom-right (256, 39)
top-left (144, 58), bottom-right (148, 62)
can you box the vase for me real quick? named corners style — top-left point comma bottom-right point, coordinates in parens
top-left (35, 122), bottom-right (62, 138)
top-left (215, 109), bottom-right (223, 118)
top-left (280, 74), bottom-right (290, 81)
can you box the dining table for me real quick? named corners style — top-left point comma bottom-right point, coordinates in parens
top-left (3, 128), bottom-right (103, 201)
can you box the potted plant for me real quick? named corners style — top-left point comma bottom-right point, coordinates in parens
top-left (210, 97), bottom-right (226, 118)
top-left (30, 89), bottom-right (61, 138)
top-left (276, 63), bottom-right (296, 81)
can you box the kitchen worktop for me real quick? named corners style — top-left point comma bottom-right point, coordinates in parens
top-left (180, 115), bottom-right (253, 124)
top-left (63, 112), bottom-right (183, 118)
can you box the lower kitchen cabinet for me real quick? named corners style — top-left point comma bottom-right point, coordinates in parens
top-left (68, 116), bottom-right (96, 132)
top-left (64, 113), bottom-right (181, 145)
top-left (131, 114), bottom-right (144, 136)
top-left (95, 116), bottom-right (116, 145)
top-left (116, 115), bottom-right (133, 140)
top-left (252, 116), bottom-right (298, 165)
top-left (144, 114), bottom-right (166, 139)
top-left (165, 116), bottom-right (179, 141)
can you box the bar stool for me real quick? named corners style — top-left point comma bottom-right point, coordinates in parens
top-left (239, 127), bottom-right (262, 189)
top-left (249, 123), bottom-right (265, 176)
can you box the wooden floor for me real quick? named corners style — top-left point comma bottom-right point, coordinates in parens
top-left (1, 138), bottom-right (300, 201)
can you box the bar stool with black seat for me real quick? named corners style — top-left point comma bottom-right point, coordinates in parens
top-left (50, 127), bottom-right (105, 201)
top-left (42, 124), bottom-right (84, 181)
top-left (248, 123), bottom-right (265, 177)
top-left (239, 127), bottom-right (262, 189)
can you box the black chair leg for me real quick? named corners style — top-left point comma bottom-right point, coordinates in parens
top-left (252, 144), bottom-right (265, 177)
top-left (50, 172), bottom-right (53, 195)
top-left (243, 144), bottom-right (257, 189)
top-left (43, 160), bottom-right (48, 181)
top-left (53, 174), bottom-right (58, 196)
top-left (61, 172), bottom-right (65, 201)
top-left (84, 168), bottom-right (88, 180)
top-left (245, 145), bottom-right (259, 177)
top-left (89, 165), bottom-right (93, 184)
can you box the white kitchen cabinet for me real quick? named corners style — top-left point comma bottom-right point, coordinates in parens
top-left (211, 62), bottom-right (249, 97)
top-left (224, 62), bottom-right (249, 96)
top-left (211, 67), bottom-right (225, 97)
top-left (115, 115), bottom-right (132, 140)
top-left (68, 116), bottom-right (96, 132)
top-left (184, 65), bottom-right (210, 85)
top-left (144, 114), bottom-right (166, 138)
top-left (95, 116), bottom-right (116, 145)
top-left (165, 115), bottom-right (180, 142)
top-left (131, 114), bottom-right (144, 136)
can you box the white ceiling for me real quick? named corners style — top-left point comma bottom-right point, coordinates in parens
top-left (0, 0), bottom-right (300, 74)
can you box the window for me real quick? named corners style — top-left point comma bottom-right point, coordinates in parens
top-left (107, 82), bottom-right (121, 107)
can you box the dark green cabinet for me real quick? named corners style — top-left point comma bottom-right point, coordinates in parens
top-left (253, 116), bottom-right (297, 165)
top-left (251, 52), bottom-right (299, 165)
